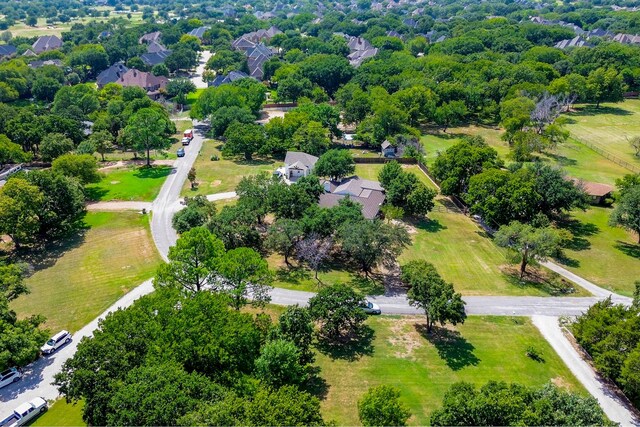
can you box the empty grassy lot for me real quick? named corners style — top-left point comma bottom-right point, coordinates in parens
top-left (353, 163), bottom-right (439, 190)
top-left (182, 140), bottom-right (277, 196)
top-left (11, 212), bottom-right (161, 333)
top-left (8, 12), bottom-right (144, 38)
top-left (555, 206), bottom-right (640, 297)
top-left (316, 315), bottom-right (583, 425)
top-left (564, 100), bottom-right (640, 167)
top-left (32, 400), bottom-right (84, 427)
top-left (85, 165), bottom-right (172, 202)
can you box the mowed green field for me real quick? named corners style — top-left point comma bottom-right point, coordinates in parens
top-left (32, 400), bottom-right (85, 427)
top-left (86, 165), bottom-right (172, 202)
top-left (8, 12), bottom-right (144, 38)
top-left (182, 140), bottom-right (277, 196)
top-left (11, 212), bottom-right (162, 332)
top-left (421, 125), bottom-right (510, 166)
top-left (564, 101), bottom-right (640, 167)
top-left (354, 163), bottom-right (440, 190)
top-left (317, 315), bottom-right (583, 425)
top-left (556, 206), bottom-right (640, 296)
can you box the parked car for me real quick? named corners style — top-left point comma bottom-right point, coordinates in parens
top-left (361, 300), bottom-right (381, 315)
top-left (181, 137), bottom-right (191, 146)
top-left (177, 147), bottom-right (185, 157)
top-left (0, 368), bottom-right (21, 389)
top-left (40, 330), bottom-right (72, 355)
top-left (0, 397), bottom-right (48, 427)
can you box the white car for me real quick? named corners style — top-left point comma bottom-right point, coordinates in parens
top-left (41, 330), bottom-right (72, 355)
top-left (361, 300), bottom-right (381, 315)
top-left (1, 397), bottom-right (48, 427)
top-left (0, 367), bottom-right (22, 389)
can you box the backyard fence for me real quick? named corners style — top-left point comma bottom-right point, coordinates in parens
top-left (578, 140), bottom-right (640, 174)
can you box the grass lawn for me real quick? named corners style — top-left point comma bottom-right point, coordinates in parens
top-left (401, 211), bottom-right (587, 296)
top-left (354, 164), bottom-right (439, 190)
top-left (182, 140), bottom-right (277, 196)
top-left (186, 89), bottom-right (205, 106)
top-left (8, 13), bottom-right (143, 38)
top-left (421, 125), bottom-right (510, 166)
top-left (314, 315), bottom-right (583, 425)
top-left (11, 212), bottom-right (162, 333)
top-left (85, 165), bottom-right (172, 202)
top-left (32, 400), bottom-right (85, 427)
top-left (555, 206), bottom-right (640, 297)
top-left (564, 101), bottom-right (640, 168)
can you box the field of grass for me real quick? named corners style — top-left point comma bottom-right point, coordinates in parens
top-left (401, 211), bottom-right (587, 296)
top-left (354, 164), bottom-right (439, 190)
top-left (316, 315), bottom-right (583, 425)
top-left (11, 212), bottom-right (162, 332)
top-left (564, 101), bottom-right (640, 167)
top-left (269, 254), bottom-right (358, 294)
top-left (182, 140), bottom-right (277, 196)
top-left (85, 165), bottom-right (172, 202)
top-left (7, 12), bottom-right (143, 38)
top-left (186, 89), bottom-right (205, 106)
top-left (421, 125), bottom-right (510, 166)
top-left (556, 206), bottom-right (640, 297)
top-left (32, 400), bottom-right (85, 427)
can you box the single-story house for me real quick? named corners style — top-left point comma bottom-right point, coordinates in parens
top-left (141, 50), bottom-right (171, 67)
top-left (275, 151), bottom-right (319, 182)
top-left (0, 45), bottom-right (16, 58)
top-left (32, 35), bottom-right (63, 54)
top-left (319, 177), bottom-right (386, 219)
top-left (96, 62), bottom-right (129, 88)
top-left (116, 69), bottom-right (168, 99)
top-left (188, 26), bottom-right (211, 40)
top-left (208, 70), bottom-right (254, 87)
top-left (579, 181), bottom-right (615, 204)
top-left (381, 140), bottom-right (396, 157)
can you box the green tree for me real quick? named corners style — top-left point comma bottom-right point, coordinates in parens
top-left (124, 107), bottom-right (172, 166)
top-left (265, 218), bottom-right (304, 266)
top-left (432, 137), bottom-right (503, 197)
top-left (278, 305), bottom-right (315, 364)
top-left (494, 221), bottom-right (562, 278)
top-left (215, 247), bottom-right (273, 310)
top-left (51, 153), bottom-right (100, 184)
top-left (435, 100), bottom-right (467, 133)
top-left (223, 122), bottom-right (266, 161)
top-left (609, 185), bottom-right (640, 243)
top-left (32, 76), bottom-right (62, 101)
top-left (172, 196), bottom-right (217, 234)
top-left (166, 78), bottom-right (196, 106)
top-left (88, 130), bottom-right (114, 162)
top-left (292, 121), bottom-right (330, 156)
top-left (402, 260), bottom-right (466, 333)
top-left (255, 339), bottom-right (306, 387)
top-left (155, 227), bottom-right (225, 293)
top-left (313, 149), bottom-right (355, 181)
top-left (308, 283), bottom-right (366, 341)
top-left (586, 67), bottom-right (625, 108)
top-left (0, 135), bottom-right (31, 167)
top-left (340, 219), bottom-right (410, 277)
top-left (299, 54), bottom-right (353, 96)
top-left (39, 133), bottom-right (75, 162)
top-left (0, 178), bottom-right (44, 247)
top-left (406, 184), bottom-right (437, 217)
top-left (210, 106), bottom-right (255, 138)
top-left (615, 174), bottom-right (640, 196)
top-left (358, 385), bottom-right (411, 427)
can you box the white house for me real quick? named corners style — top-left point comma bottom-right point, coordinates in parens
top-left (275, 151), bottom-right (319, 182)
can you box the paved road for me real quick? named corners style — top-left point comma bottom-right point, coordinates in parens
top-left (191, 50), bottom-right (212, 90)
top-left (86, 201), bottom-right (152, 211)
top-left (532, 316), bottom-right (640, 426)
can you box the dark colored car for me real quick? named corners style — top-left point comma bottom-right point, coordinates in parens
top-left (177, 147), bottom-right (185, 157)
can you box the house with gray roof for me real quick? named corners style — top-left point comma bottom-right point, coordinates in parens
top-left (554, 36), bottom-right (590, 49)
top-left (276, 151), bottom-right (319, 181)
top-left (32, 35), bottom-right (63, 54)
top-left (147, 41), bottom-right (168, 54)
top-left (97, 62), bottom-right (129, 88)
top-left (188, 26), bottom-right (211, 40)
top-left (613, 33), bottom-right (640, 45)
top-left (139, 31), bottom-right (162, 45)
top-left (141, 50), bottom-right (171, 67)
top-left (0, 45), bottom-right (16, 58)
top-left (348, 47), bottom-right (378, 67)
top-left (209, 70), bottom-right (254, 87)
top-left (319, 177), bottom-right (386, 219)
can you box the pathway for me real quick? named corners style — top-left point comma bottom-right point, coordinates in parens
top-left (191, 50), bottom-right (212, 90)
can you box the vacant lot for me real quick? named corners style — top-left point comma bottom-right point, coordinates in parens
top-left (316, 315), bottom-right (583, 425)
top-left (32, 400), bottom-right (84, 427)
top-left (11, 212), bottom-right (162, 332)
top-left (421, 126), bottom-right (628, 185)
top-left (86, 165), bottom-right (172, 202)
top-left (8, 12), bottom-right (143, 38)
top-left (354, 163), bottom-right (440, 190)
top-left (564, 101), bottom-right (640, 168)
top-left (556, 206), bottom-right (640, 297)
top-left (182, 140), bottom-right (277, 196)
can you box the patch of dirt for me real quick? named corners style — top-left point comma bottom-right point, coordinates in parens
top-left (390, 219), bottom-right (418, 234)
top-left (551, 376), bottom-right (572, 390)
top-left (110, 180), bottom-right (120, 185)
top-left (383, 317), bottom-right (425, 358)
top-left (210, 180), bottom-right (222, 186)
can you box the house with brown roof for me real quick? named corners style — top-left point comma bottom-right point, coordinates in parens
top-left (116, 69), bottom-right (168, 99)
top-left (581, 181), bottom-right (614, 204)
top-left (320, 177), bottom-right (386, 219)
top-left (32, 35), bottom-right (63, 54)
top-left (139, 31), bottom-right (162, 45)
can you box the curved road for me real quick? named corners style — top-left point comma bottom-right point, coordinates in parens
top-left (2, 74), bottom-right (637, 423)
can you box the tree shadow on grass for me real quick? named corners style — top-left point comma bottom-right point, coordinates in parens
top-left (615, 241), bottom-right (640, 259)
top-left (347, 273), bottom-right (385, 296)
top-left (84, 186), bottom-right (109, 202)
top-left (501, 266), bottom-right (577, 295)
top-left (314, 325), bottom-right (375, 362)
top-left (302, 366), bottom-right (330, 401)
top-left (15, 226), bottom-right (89, 275)
top-left (133, 165), bottom-right (173, 179)
top-left (569, 105), bottom-right (633, 117)
top-left (414, 218), bottom-right (447, 233)
top-left (231, 158), bottom-right (275, 166)
top-left (276, 264), bottom-right (312, 285)
top-left (415, 324), bottom-right (480, 371)
top-left (544, 152), bottom-right (578, 167)
top-left (557, 217), bottom-right (599, 252)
